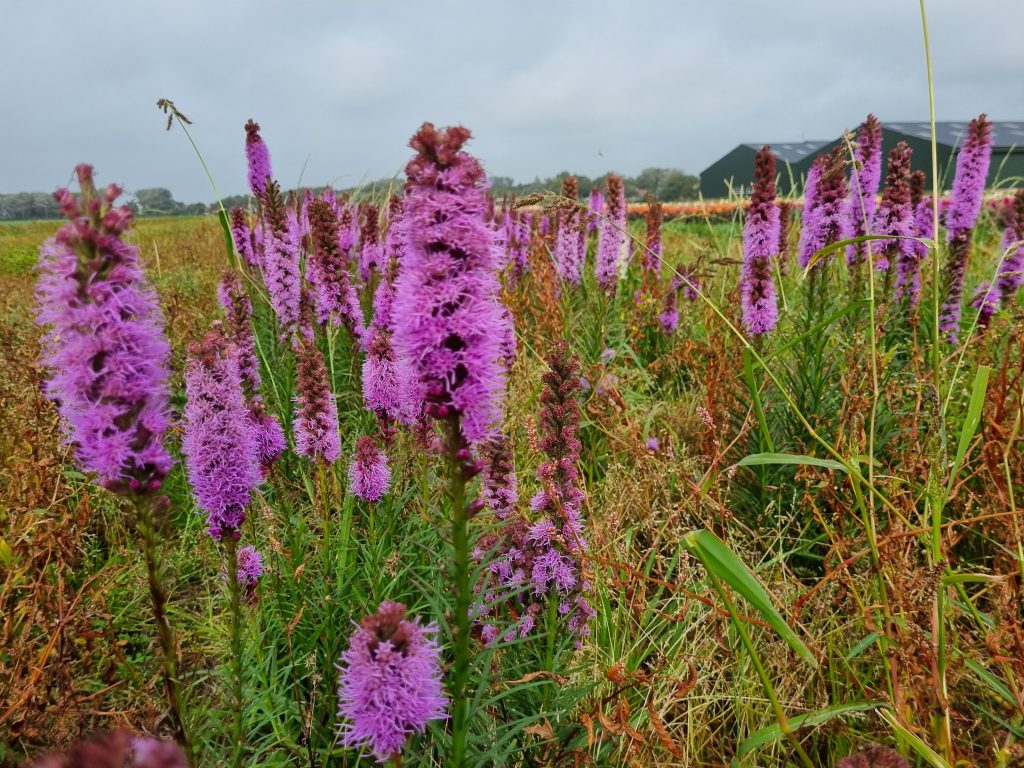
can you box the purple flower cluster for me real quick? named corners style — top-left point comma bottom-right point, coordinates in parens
top-left (587, 187), bottom-right (603, 234)
top-left (940, 115), bottom-right (993, 341)
top-left (872, 142), bottom-right (915, 277)
top-left (348, 435), bottom-right (392, 501)
top-left (740, 146), bottom-right (780, 336)
top-left (358, 203), bottom-right (385, 283)
top-left (307, 197), bottom-right (366, 344)
top-left (659, 279), bottom-right (680, 334)
top-left (846, 114), bottom-right (883, 267)
top-left (797, 147), bottom-right (851, 271)
top-left (245, 119), bottom-right (273, 198)
top-left (236, 545), bottom-right (263, 602)
top-left (182, 330), bottom-right (262, 540)
top-left (996, 189), bottom-right (1024, 307)
top-left (554, 176), bottom-right (585, 285)
top-left (36, 165), bottom-right (173, 494)
top-left (644, 196), bottom-right (663, 277)
top-left (474, 342), bottom-right (595, 645)
top-left (260, 181), bottom-right (303, 342)
top-left (391, 123), bottom-right (508, 445)
top-left (480, 436), bottom-right (518, 518)
top-left (293, 340), bottom-right (341, 463)
top-left (336, 602), bottom-right (448, 762)
top-left (596, 174), bottom-right (627, 290)
top-left (229, 207), bottom-right (258, 268)
top-left (363, 330), bottom-right (417, 426)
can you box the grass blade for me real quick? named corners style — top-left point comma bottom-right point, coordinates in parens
top-left (736, 453), bottom-right (848, 473)
top-left (738, 701), bottom-right (884, 756)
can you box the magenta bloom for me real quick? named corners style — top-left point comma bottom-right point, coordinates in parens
top-left (554, 177), bottom-right (584, 285)
top-left (217, 269), bottom-right (261, 395)
top-left (249, 405), bottom-right (287, 470)
top-left (846, 114), bottom-right (883, 267)
top-left (37, 166), bottom-right (172, 494)
top-left (901, 178), bottom-right (935, 309)
top-left (293, 341), bottom-right (340, 463)
top-left (797, 148), bottom-right (850, 271)
top-left (480, 436), bottom-right (518, 518)
top-left (596, 173), bottom-right (627, 290)
top-left (358, 203), bottom-right (385, 283)
top-left (244, 119), bottom-right (273, 198)
top-left (996, 189), bottom-right (1024, 307)
top-left (740, 146), bottom-right (780, 335)
top-left (971, 281), bottom-right (999, 328)
top-left (236, 545), bottom-right (263, 601)
top-left (348, 435), bottom-right (392, 501)
top-left (307, 198), bottom-right (366, 344)
top-left (336, 602), bottom-right (448, 762)
top-left (588, 187), bottom-right (604, 233)
top-left (940, 115), bottom-right (993, 341)
top-left (363, 331), bottom-right (417, 425)
top-left (229, 207), bottom-right (258, 268)
top-left (260, 182), bottom-right (303, 342)
top-left (182, 331), bottom-right (262, 540)
top-left (391, 123), bottom-right (508, 445)
top-left (872, 142), bottom-right (915, 277)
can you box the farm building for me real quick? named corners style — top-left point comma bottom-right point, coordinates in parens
top-left (698, 141), bottom-right (828, 199)
top-left (699, 121), bottom-right (1024, 199)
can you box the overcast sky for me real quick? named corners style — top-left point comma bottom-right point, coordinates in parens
top-left (3, 1), bottom-right (1022, 201)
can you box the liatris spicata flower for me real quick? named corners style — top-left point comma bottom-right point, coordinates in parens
top-left (260, 180), bottom-right (303, 342)
top-left (846, 114), bottom-right (883, 267)
top-left (554, 176), bottom-right (584, 285)
top-left (392, 123), bottom-right (508, 445)
top-left (740, 146), bottom-right (780, 335)
top-left (873, 142), bottom-right (915, 277)
top-left (37, 165), bottom-right (173, 494)
top-left (940, 115), bottom-right (993, 341)
top-left (644, 195), bottom-right (663, 277)
top-left (587, 187), bottom-right (603, 234)
top-left (336, 602), bottom-right (448, 762)
top-left (836, 745), bottom-right (909, 768)
top-left (236, 545), bottom-right (263, 602)
top-left (182, 329), bottom-right (262, 540)
top-left (474, 341), bottom-right (595, 644)
top-left (31, 730), bottom-right (188, 768)
top-left (293, 340), bottom-right (340, 463)
top-left (218, 270), bottom-right (261, 395)
top-left (229, 207), bottom-right (258, 268)
top-left (971, 281), bottom-right (999, 327)
top-left (505, 206), bottom-right (531, 279)
top-left (646, 436), bottom-right (660, 452)
top-left (358, 203), bottom-right (384, 282)
top-left (307, 198), bottom-right (366, 344)
top-left (480, 436), bottom-right (518, 518)
top-left (596, 173), bottom-right (627, 289)
top-left (797, 147), bottom-right (850, 271)
top-left (659, 278), bottom-right (679, 334)
top-left (997, 189), bottom-right (1024, 306)
top-left (245, 119), bottom-right (272, 199)
top-left (348, 435), bottom-right (392, 501)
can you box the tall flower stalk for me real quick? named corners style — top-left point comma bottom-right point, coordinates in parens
top-left (554, 176), bottom-right (584, 285)
top-left (846, 114), bottom-right (883, 269)
top-left (644, 195), bottom-right (663, 278)
top-left (873, 142), bottom-right (915, 285)
top-left (36, 165), bottom-right (193, 765)
top-left (391, 123), bottom-right (508, 766)
top-left (596, 173), bottom-right (626, 290)
top-left (996, 189), bottom-right (1024, 307)
top-left (939, 114), bottom-right (993, 342)
top-left (797, 147), bottom-right (850, 271)
top-left (740, 146), bottom-right (780, 336)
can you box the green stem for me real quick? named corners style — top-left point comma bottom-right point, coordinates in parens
top-left (705, 568), bottom-right (815, 768)
top-left (445, 418), bottom-right (471, 768)
top-left (224, 535), bottom-right (245, 768)
top-left (135, 498), bottom-right (195, 767)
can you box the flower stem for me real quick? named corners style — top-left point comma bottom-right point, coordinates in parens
top-left (135, 498), bottom-right (195, 767)
top-left (224, 534), bottom-right (245, 768)
top-left (445, 417), bottom-right (470, 768)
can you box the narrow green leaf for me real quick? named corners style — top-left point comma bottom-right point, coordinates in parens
top-left (218, 207), bottom-right (235, 262)
top-left (878, 709), bottom-right (951, 768)
top-left (736, 453), bottom-right (847, 473)
top-left (844, 632), bottom-right (885, 662)
top-left (964, 658), bottom-right (1016, 707)
top-left (950, 365), bottom-right (990, 481)
top-left (742, 348), bottom-right (775, 453)
top-left (738, 701), bottom-right (884, 755)
top-left (682, 529), bottom-right (818, 668)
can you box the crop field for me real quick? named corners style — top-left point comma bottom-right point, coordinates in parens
top-left (1, 111), bottom-right (1023, 768)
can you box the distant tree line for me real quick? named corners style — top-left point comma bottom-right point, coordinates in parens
top-left (1, 167), bottom-right (699, 221)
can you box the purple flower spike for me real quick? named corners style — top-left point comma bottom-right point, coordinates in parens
top-left (236, 545), bottom-right (263, 602)
top-left (971, 281), bottom-right (999, 328)
top-left (740, 146), bottom-right (780, 335)
top-left (244, 119), bottom-right (273, 198)
top-left (293, 340), bottom-right (341, 463)
top-left (348, 435), bottom-right (392, 502)
top-left (260, 181), bottom-right (303, 342)
top-left (182, 330), bottom-right (262, 540)
top-left (596, 173), bottom-right (627, 290)
top-left (336, 602), bottom-right (448, 762)
top-left (797, 147), bottom-right (850, 271)
top-left (358, 203), bottom-right (385, 283)
top-left (872, 142), bottom-right (915, 280)
top-left (229, 207), bottom-right (258, 267)
top-left (480, 436), bottom-right (518, 518)
top-left (644, 197), bottom-right (663, 277)
top-left (846, 114), bottom-right (883, 267)
top-left (554, 176), bottom-right (585, 285)
top-left (307, 198), bottom-right (366, 345)
top-left (392, 123), bottom-right (508, 446)
top-left (996, 189), bottom-right (1024, 307)
top-left (36, 165), bottom-right (173, 494)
